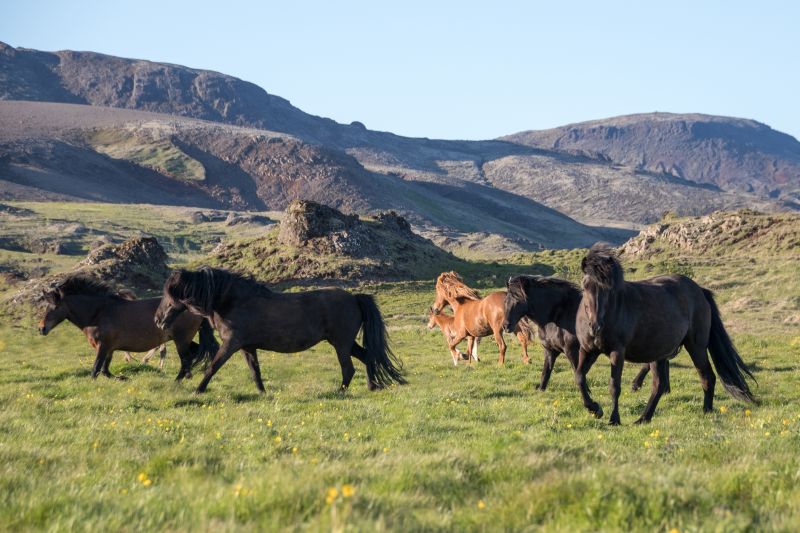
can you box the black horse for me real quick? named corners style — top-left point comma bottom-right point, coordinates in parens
top-left (154, 267), bottom-right (406, 394)
top-left (575, 244), bottom-right (755, 425)
top-left (503, 275), bottom-right (661, 392)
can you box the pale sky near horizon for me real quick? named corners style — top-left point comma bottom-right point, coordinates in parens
top-left (2, 1), bottom-right (799, 141)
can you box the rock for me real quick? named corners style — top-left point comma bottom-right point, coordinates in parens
top-left (279, 200), bottom-right (359, 247)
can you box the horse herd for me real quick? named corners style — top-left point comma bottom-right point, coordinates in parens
top-left (38, 243), bottom-right (756, 425)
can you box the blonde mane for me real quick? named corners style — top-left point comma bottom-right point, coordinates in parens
top-left (436, 271), bottom-right (481, 303)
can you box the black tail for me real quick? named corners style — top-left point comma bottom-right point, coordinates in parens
top-left (193, 318), bottom-right (219, 369)
top-left (703, 289), bottom-right (756, 403)
top-left (356, 294), bottom-right (406, 388)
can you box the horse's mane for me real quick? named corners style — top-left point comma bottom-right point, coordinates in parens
top-left (582, 243), bottom-right (624, 289)
top-left (436, 271), bottom-right (481, 302)
top-left (507, 275), bottom-right (580, 302)
top-left (165, 266), bottom-right (272, 313)
top-left (55, 275), bottom-right (122, 299)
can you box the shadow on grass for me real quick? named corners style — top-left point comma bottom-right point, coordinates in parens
top-left (231, 392), bottom-right (267, 403)
top-left (316, 389), bottom-right (349, 400)
top-left (174, 398), bottom-right (205, 408)
top-left (117, 364), bottom-right (163, 376)
top-left (483, 389), bottom-right (526, 399)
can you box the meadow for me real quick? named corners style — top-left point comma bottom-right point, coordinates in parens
top-left (1, 203), bottom-right (799, 531)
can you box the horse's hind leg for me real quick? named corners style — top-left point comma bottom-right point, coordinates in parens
top-left (99, 347), bottom-right (127, 380)
top-left (494, 330), bottom-right (507, 365)
top-left (518, 332), bottom-right (530, 364)
top-left (158, 344), bottom-right (167, 370)
top-left (350, 342), bottom-right (372, 389)
top-left (635, 359), bottom-right (668, 424)
top-left (631, 364), bottom-right (650, 391)
top-left (684, 337), bottom-right (716, 413)
top-left (241, 348), bottom-right (266, 393)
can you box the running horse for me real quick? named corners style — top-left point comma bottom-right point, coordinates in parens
top-left (154, 267), bottom-right (406, 393)
top-left (38, 275), bottom-right (217, 380)
top-left (430, 272), bottom-right (532, 365)
top-left (575, 243), bottom-right (756, 425)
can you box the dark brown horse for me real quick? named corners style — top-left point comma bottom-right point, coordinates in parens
top-left (431, 272), bottom-right (532, 365)
top-left (503, 275), bottom-right (662, 392)
top-left (38, 276), bottom-right (217, 380)
top-left (154, 267), bottom-right (406, 393)
top-left (575, 244), bottom-right (755, 425)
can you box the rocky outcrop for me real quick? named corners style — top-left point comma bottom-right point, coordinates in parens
top-left (6, 236), bottom-right (171, 310)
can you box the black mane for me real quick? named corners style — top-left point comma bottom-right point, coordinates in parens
top-left (582, 243), bottom-right (624, 289)
top-left (55, 275), bottom-right (121, 299)
top-left (507, 275), bottom-right (580, 302)
top-left (165, 267), bottom-right (272, 313)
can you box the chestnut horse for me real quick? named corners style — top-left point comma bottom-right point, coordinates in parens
top-left (431, 272), bottom-right (532, 365)
top-left (575, 244), bottom-right (755, 425)
top-left (39, 276), bottom-right (217, 380)
top-left (427, 309), bottom-right (474, 364)
top-left (155, 267), bottom-right (406, 393)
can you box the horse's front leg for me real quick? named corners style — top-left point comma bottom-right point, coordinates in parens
top-left (97, 345), bottom-right (126, 380)
top-left (608, 349), bottom-right (625, 425)
top-left (518, 332), bottom-right (530, 364)
top-left (448, 332), bottom-right (468, 366)
top-left (195, 339), bottom-right (239, 393)
top-left (574, 348), bottom-right (602, 418)
top-left (538, 348), bottom-right (559, 391)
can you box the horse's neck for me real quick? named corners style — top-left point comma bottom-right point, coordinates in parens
top-left (65, 294), bottom-right (111, 329)
top-left (532, 286), bottom-right (580, 330)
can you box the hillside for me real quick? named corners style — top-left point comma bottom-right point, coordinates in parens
top-left (1, 41), bottom-right (796, 238)
top-left (0, 101), bottom-right (627, 251)
top-left (503, 113), bottom-right (800, 207)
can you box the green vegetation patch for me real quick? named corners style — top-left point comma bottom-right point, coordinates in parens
top-left (87, 129), bottom-right (206, 182)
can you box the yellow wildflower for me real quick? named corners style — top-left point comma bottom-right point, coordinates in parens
top-left (342, 484), bottom-right (355, 498)
top-left (326, 487), bottom-right (339, 504)
top-left (137, 472), bottom-right (147, 482)
top-left (274, 435), bottom-right (282, 444)
top-left (143, 479), bottom-right (152, 487)
top-left (478, 500), bottom-right (486, 509)
top-left (745, 409), bottom-right (751, 417)
top-left (719, 406), bottom-right (728, 414)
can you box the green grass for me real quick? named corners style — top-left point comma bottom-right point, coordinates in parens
top-left (88, 129), bottom-right (206, 182)
top-left (1, 206), bottom-right (799, 530)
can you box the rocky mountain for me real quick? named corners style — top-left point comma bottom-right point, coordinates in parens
top-left (503, 113), bottom-right (800, 206)
top-left (1, 41), bottom-right (797, 249)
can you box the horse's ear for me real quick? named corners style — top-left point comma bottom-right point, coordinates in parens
top-left (506, 276), bottom-right (513, 288)
top-left (580, 257), bottom-right (588, 273)
top-left (43, 290), bottom-right (59, 304)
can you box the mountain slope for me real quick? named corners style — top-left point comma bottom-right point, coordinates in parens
top-left (503, 113), bottom-right (800, 205)
top-left (1, 41), bottom-right (796, 239)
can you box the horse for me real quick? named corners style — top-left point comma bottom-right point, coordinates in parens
top-left (38, 275), bottom-right (217, 380)
top-left (503, 275), bottom-right (663, 392)
top-left (431, 271), bottom-right (531, 365)
top-left (117, 288), bottom-right (168, 368)
top-left (154, 267), bottom-right (406, 394)
top-left (575, 243), bottom-right (756, 425)
top-left (426, 309), bottom-right (475, 365)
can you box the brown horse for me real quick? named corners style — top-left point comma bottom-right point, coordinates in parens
top-left (427, 309), bottom-right (477, 364)
top-left (39, 276), bottom-right (217, 380)
top-left (154, 267), bottom-right (406, 393)
top-left (117, 289), bottom-right (168, 368)
top-left (431, 272), bottom-right (532, 365)
top-left (575, 244), bottom-right (756, 425)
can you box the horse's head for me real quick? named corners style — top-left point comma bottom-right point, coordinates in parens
top-left (155, 270), bottom-right (190, 330)
top-left (38, 288), bottom-right (68, 335)
top-left (580, 243), bottom-right (623, 336)
top-left (426, 307), bottom-right (439, 330)
top-left (430, 289), bottom-right (449, 315)
top-left (503, 276), bottom-right (528, 333)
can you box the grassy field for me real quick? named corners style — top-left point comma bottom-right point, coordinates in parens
top-left (1, 205), bottom-right (799, 531)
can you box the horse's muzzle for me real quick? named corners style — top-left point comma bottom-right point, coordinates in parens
top-left (38, 325), bottom-right (48, 336)
top-left (502, 321), bottom-right (513, 334)
top-left (590, 323), bottom-right (602, 336)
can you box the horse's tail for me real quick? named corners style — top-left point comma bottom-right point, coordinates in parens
top-left (356, 294), bottom-right (407, 387)
top-left (194, 318), bottom-right (219, 368)
top-left (702, 288), bottom-right (756, 403)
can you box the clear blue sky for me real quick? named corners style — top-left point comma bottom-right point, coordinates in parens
top-left (3, 0), bottom-right (799, 140)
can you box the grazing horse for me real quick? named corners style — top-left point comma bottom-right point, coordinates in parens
top-left (431, 271), bottom-right (532, 365)
top-left (38, 276), bottom-right (217, 380)
top-left (154, 267), bottom-right (406, 394)
top-left (575, 243), bottom-right (755, 425)
top-left (503, 275), bottom-right (661, 392)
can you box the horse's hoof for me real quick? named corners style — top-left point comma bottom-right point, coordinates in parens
top-left (631, 383), bottom-right (641, 392)
top-left (633, 417), bottom-right (650, 425)
top-left (609, 415), bottom-right (621, 426)
top-left (591, 406), bottom-right (604, 419)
